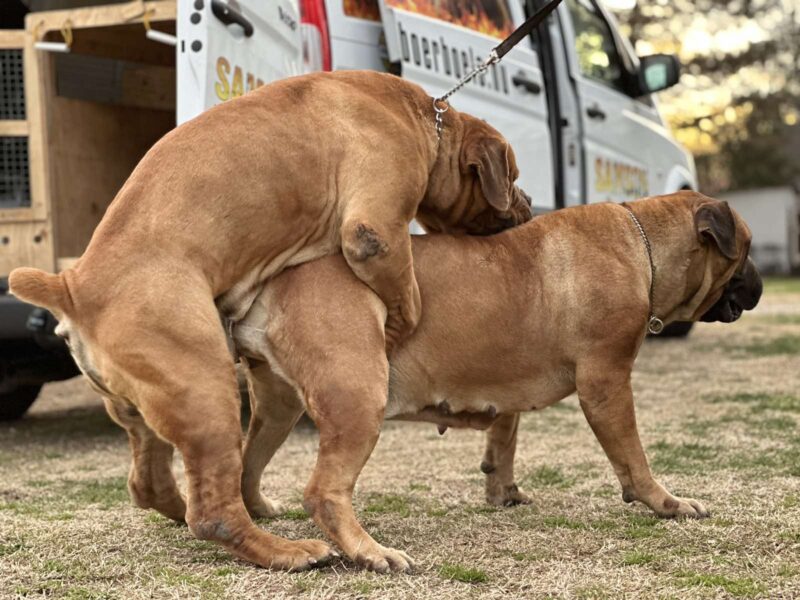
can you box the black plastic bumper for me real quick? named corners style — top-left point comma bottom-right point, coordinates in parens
top-left (0, 276), bottom-right (63, 346)
top-left (0, 277), bottom-right (77, 392)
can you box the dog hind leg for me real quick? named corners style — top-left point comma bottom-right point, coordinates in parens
top-left (104, 396), bottom-right (186, 522)
top-left (481, 413), bottom-right (532, 507)
top-left (101, 294), bottom-right (336, 571)
top-left (241, 358), bottom-right (305, 519)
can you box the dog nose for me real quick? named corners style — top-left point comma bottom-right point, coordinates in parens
top-left (741, 258), bottom-right (763, 310)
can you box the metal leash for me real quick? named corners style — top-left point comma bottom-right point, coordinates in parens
top-left (433, 50), bottom-right (499, 139)
top-left (432, 0), bottom-right (564, 139)
top-left (622, 204), bottom-right (664, 335)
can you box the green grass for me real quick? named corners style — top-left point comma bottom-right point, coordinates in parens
top-left (624, 515), bottom-right (664, 539)
top-left (621, 550), bottom-right (656, 566)
top-left (157, 566), bottom-right (225, 596)
top-left (281, 508), bottom-right (308, 521)
top-left (351, 579), bottom-right (378, 595)
top-left (649, 441), bottom-right (718, 474)
top-left (708, 392), bottom-right (800, 413)
top-left (67, 477), bottom-right (129, 508)
top-left (675, 571), bottom-right (765, 597)
top-left (426, 507), bottom-right (448, 517)
top-left (725, 445), bottom-right (800, 476)
top-left (754, 314), bottom-right (800, 325)
top-left (763, 277), bottom-right (800, 294)
top-left (741, 335), bottom-right (800, 356)
top-left (524, 465), bottom-right (575, 489)
top-left (363, 493), bottom-right (411, 518)
top-left (543, 515), bottom-right (586, 530)
top-left (465, 505), bottom-right (499, 515)
top-left (438, 563), bottom-right (488, 583)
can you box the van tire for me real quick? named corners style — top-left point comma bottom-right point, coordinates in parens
top-left (0, 384), bottom-right (43, 421)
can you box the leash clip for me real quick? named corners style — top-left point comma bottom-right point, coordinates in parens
top-left (648, 316), bottom-right (664, 335)
top-left (432, 97), bottom-right (449, 140)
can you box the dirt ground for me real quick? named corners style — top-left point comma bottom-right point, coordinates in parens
top-left (1, 279), bottom-right (799, 599)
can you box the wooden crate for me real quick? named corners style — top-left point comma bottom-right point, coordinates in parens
top-left (0, 0), bottom-right (176, 275)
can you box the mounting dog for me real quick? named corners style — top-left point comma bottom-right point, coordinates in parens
top-left (233, 191), bottom-right (762, 572)
top-left (8, 70), bottom-right (533, 571)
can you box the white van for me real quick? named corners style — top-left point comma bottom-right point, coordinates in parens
top-left (177, 0), bottom-right (697, 212)
top-left (0, 0), bottom-right (695, 419)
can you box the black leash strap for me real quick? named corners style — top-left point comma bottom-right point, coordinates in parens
top-left (433, 0), bottom-right (564, 138)
top-left (493, 0), bottom-right (565, 60)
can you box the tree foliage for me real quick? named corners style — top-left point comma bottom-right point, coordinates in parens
top-left (615, 0), bottom-right (800, 192)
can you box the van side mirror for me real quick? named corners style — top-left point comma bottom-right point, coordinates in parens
top-left (637, 54), bottom-right (681, 95)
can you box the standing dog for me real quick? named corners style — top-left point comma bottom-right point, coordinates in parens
top-left (8, 71), bottom-right (532, 570)
top-left (234, 191), bottom-right (762, 572)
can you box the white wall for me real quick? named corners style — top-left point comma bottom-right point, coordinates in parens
top-left (721, 186), bottom-right (800, 275)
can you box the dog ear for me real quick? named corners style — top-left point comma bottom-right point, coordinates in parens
top-left (463, 136), bottom-right (511, 212)
top-left (694, 200), bottom-right (738, 260)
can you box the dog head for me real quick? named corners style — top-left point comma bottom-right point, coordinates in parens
top-left (419, 113), bottom-right (533, 235)
top-left (682, 195), bottom-right (762, 323)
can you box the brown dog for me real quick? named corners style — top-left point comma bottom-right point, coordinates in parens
top-left (8, 71), bottom-right (532, 570)
top-left (233, 191), bottom-right (762, 572)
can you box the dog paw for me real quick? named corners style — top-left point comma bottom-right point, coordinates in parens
top-left (487, 482), bottom-right (533, 507)
top-left (657, 495), bottom-right (709, 519)
top-left (273, 539), bottom-right (340, 572)
top-left (245, 494), bottom-right (283, 520)
top-left (129, 481), bottom-right (187, 522)
top-left (354, 543), bottom-right (415, 574)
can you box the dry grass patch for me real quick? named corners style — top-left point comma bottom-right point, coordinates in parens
top-left (1, 282), bottom-right (800, 597)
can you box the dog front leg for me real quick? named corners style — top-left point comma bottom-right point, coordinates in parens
top-left (576, 362), bottom-right (709, 519)
top-left (481, 413), bottom-right (532, 507)
top-left (241, 359), bottom-right (305, 519)
top-left (341, 212), bottom-right (420, 355)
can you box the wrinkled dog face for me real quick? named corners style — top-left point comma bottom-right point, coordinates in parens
top-left (690, 198), bottom-right (763, 323)
top-left (419, 115), bottom-right (533, 235)
top-left (462, 183), bottom-right (533, 236)
top-left (701, 257), bottom-right (762, 323)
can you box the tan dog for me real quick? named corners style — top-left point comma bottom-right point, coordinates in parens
top-left (8, 71), bottom-right (532, 570)
top-left (233, 191), bottom-right (762, 572)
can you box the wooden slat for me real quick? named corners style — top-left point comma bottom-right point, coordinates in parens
top-left (0, 221), bottom-right (55, 274)
top-left (24, 20), bottom-right (52, 227)
top-left (25, 1), bottom-right (175, 35)
top-left (57, 256), bottom-right (79, 271)
top-left (0, 208), bottom-right (35, 223)
top-left (0, 121), bottom-right (29, 136)
top-left (0, 30), bottom-right (25, 49)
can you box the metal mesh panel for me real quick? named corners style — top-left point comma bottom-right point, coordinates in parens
top-left (0, 137), bottom-right (30, 208)
top-left (0, 49), bottom-right (25, 120)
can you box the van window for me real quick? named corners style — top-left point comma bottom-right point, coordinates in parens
top-left (383, 0), bottom-right (514, 39)
top-left (344, 0), bottom-right (380, 21)
top-left (567, 0), bottom-right (626, 92)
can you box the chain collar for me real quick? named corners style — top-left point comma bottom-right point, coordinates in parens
top-left (622, 203), bottom-right (664, 335)
top-left (432, 50), bottom-right (499, 141)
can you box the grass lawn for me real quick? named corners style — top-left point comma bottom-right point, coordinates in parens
top-left (1, 279), bottom-right (799, 598)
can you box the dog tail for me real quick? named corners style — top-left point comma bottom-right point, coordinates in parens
top-left (9, 267), bottom-right (73, 317)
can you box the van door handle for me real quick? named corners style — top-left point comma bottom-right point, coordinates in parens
top-left (512, 73), bottom-right (542, 95)
top-left (211, 0), bottom-right (254, 37)
top-left (586, 104), bottom-right (606, 120)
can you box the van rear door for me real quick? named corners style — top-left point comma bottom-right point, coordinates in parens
top-left (376, 0), bottom-right (556, 210)
top-left (176, 0), bottom-right (303, 124)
